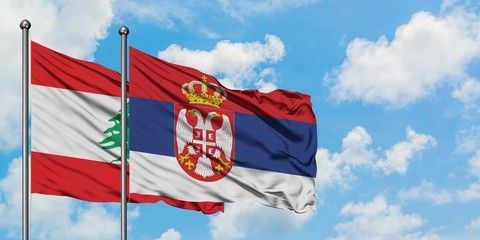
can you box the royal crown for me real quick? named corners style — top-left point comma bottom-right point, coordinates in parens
top-left (181, 75), bottom-right (227, 108)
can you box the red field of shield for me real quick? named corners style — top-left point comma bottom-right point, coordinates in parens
top-left (174, 104), bottom-right (235, 182)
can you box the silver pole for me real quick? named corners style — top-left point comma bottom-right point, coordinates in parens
top-left (20, 19), bottom-right (31, 240)
top-left (118, 25), bottom-right (129, 240)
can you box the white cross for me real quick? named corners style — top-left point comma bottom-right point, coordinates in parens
top-left (192, 128), bottom-right (215, 158)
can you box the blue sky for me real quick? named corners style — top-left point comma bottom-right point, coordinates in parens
top-left (1, 0), bottom-right (480, 239)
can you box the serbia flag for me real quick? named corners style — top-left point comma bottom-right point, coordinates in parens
top-left (129, 47), bottom-right (317, 213)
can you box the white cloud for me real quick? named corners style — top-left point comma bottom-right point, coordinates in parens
top-left (340, 126), bottom-right (376, 167)
top-left (455, 125), bottom-right (480, 154)
top-left (440, 0), bottom-right (459, 13)
top-left (126, 206), bottom-right (141, 232)
top-left (452, 78), bottom-right (480, 111)
top-left (403, 232), bottom-right (442, 240)
top-left (457, 182), bottom-right (480, 202)
top-left (128, 206), bottom-right (141, 219)
top-left (115, 0), bottom-right (194, 29)
top-left (254, 68), bottom-right (280, 93)
top-left (255, 78), bottom-right (278, 93)
top-left (315, 126), bottom-right (375, 190)
top-left (468, 150), bottom-right (480, 177)
top-left (328, 196), bottom-right (430, 240)
top-left (456, 149), bottom-right (480, 202)
top-left (158, 34), bottom-right (285, 91)
top-left (40, 202), bottom-right (119, 240)
top-left (326, 8), bottom-right (480, 108)
top-left (316, 126), bottom-right (436, 190)
top-left (397, 180), bottom-right (452, 205)
top-left (437, 216), bottom-right (480, 240)
top-left (0, 0), bottom-right (115, 151)
top-left (0, 158), bottom-right (23, 230)
top-left (218, 0), bottom-right (319, 21)
top-left (155, 228), bottom-right (182, 240)
top-left (8, 0), bottom-right (114, 60)
top-left (375, 127), bottom-right (436, 175)
top-left (116, 0), bottom-right (319, 29)
top-left (315, 148), bottom-right (352, 190)
top-left (465, 216), bottom-right (480, 233)
top-left (0, 158), bottom-right (120, 239)
top-left (209, 202), bottom-right (314, 240)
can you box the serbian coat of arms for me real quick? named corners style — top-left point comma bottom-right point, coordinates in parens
top-left (174, 75), bottom-right (234, 182)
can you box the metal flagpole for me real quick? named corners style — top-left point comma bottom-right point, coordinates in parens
top-left (119, 25), bottom-right (129, 240)
top-left (20, 19), bottom-right (31, 240)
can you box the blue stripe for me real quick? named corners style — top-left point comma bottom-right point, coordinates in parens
top-left (234, 113), bottom-right (317, 177)
top-left (130, 97), bottom-right (174, 156)
top-left (130, 97), bottom-right (317, 177)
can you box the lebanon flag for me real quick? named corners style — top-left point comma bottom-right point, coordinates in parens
top-left (129, 47), bottom-right (317, 213)
top-left (31, 41), bottom-right (223, 214)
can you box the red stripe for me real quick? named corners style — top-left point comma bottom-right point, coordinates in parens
top-left (129, 47), bottom-right (316, 124)
top-left (31, 41), bottom-right (122, 97)
top-left (31, 151), bottom-right (223, 214)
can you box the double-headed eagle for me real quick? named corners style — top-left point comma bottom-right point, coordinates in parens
top-left (176, 108), bottom-right (232, 178)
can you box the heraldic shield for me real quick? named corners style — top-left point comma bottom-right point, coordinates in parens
top-left (174, 76), bottom-right (235, 182)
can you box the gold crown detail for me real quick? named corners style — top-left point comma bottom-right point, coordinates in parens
top-left (181, 75), bottom-right (227, 108)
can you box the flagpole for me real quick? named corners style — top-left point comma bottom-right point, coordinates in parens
top-left (119, 25), bottom-right (129, 240)
top-left (20, 19), bottom-right (31, 240)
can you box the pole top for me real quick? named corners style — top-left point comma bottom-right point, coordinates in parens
top-left (19, 19), bottom-right (31, 30)
top-left (118, 26), bottom-right (129, 36)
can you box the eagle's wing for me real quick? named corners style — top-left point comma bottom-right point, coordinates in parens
top-left (215, 114), bottom-right (233, 161)
top-left (176, 109), bottom-right (193, 153)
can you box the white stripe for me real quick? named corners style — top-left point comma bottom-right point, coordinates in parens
top-left (130, 151), bottom-right (316, 213)
top-left (31, 85), bottom-right (120, 162)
